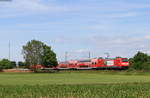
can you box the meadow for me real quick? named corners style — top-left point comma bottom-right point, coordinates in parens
top-left (0, 71), bottom-right (150, 98)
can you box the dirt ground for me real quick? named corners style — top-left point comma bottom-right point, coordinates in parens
top-left (3, 69), bottom-right (33, 72)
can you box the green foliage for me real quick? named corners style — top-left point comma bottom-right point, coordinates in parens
top-left (11, 61), bottom-right (16, 68)
top-left (18, 61), bottom-right (28, 68)
top-left (0, 72), bottom-right (150, 97)
top-left (18, 61), bottom-right (25, 66)
top-left (22, 40), bottom-right (44, 66)
top-left (34, 69), bottom-right (58, 73)
top-left (130, 51), bottom-right (150, 71)
top-left (42, 45), bottom-right (58, 67)
top-left (0, 83), bottom-right (150, 98)
top-left (142, 62), bottom-right (150, 71)
top-left (0, 72), bottom-right (150, 85)
top-left (0, 59), bottom-right (13, 69)
top-left (22, 40), bottom-right (58, 68)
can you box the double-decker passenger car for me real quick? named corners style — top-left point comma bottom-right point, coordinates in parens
top-left (57, 57), bottom-right (129, 70)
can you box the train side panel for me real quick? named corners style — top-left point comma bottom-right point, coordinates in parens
top-left (77, 60), bottom-right (92, 69)
top-left (91, 59), bottom-right (105, 68)
top-left (68, 60), bottom-right (78, 69)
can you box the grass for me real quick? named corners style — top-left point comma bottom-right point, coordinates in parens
top-left (1, 83), bottom-right (150, 98)
top-left (0, 71), bottom-right (150, 97)
top-left (1, 71), bottom-right (150, 85)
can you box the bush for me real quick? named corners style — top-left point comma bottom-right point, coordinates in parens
top-left (11, 61), bottom-right (17, 68)
top-left (34, 69), bottom-right (58, 73)
top-left (130, 51), bottom-right (150, 71)
top-left (0, 59), bottom-right (13, 69)
top-left (18, 61), bottom-right (28, 68)
top-left (143, 62), bottom-right (150, 71)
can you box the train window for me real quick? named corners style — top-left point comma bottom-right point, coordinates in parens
top-left (79, 60), bottom-right (91, 62)
top-left (122, 58), bottom-right (128, 62)
top-left (92, 62), bottom-right (97, 65)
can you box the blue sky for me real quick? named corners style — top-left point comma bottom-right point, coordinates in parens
top-left (0, 0), bottom-right (150, 61)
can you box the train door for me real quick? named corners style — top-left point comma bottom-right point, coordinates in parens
top-left (105, 59), bottom-right (115, 68)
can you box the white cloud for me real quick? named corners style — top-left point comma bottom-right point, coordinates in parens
top-left (0, 0), bottom-right (67, 11)
top-left (90, 35), bottom-right (150, 47)
top-left (0, 0), bottom-right (149, 18)
top-left (0, 0), bottom-right (68, 18)
top-left (13, 0), bottom-right (49, 11)
top-left (144, 35), bottom-right (150, 39)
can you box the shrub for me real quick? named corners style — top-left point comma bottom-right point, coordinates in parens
top-left (0, 59), bottom-right (13, 69)
top-left (130, 51), bottom-right (150, 71)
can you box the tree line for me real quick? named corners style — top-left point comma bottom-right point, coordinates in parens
top-left (0, 40), bottom-right (149, 71)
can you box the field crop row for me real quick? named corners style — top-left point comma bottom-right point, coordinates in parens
top-left (0, 72), bottom-right (150, 85)
top-left (0, 83), bottom-right (150, 98)
top-left (0, 71), bottom-right (150, 98)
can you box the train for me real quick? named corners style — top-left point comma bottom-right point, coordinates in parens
top-left (31, 57), bottom-right (129, 70)
top-left (57, 57), bottom-right (129, 70)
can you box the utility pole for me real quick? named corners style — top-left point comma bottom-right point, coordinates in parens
top-left (8, 41), bottom-right (10, 60)
top-left (104, 52), bottom-right (110, 59)
top-left (65, 52), bottom-right (68, 62)
top-left (88, 51), bottom-right (91, 59)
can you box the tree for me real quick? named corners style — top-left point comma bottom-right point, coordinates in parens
top-left (42, 45), bottom-right (58, 67)
top-left (11, 61), bottom-right (17, 68)
top-left (22, 40), bottom-right (44, 66)
top-left (0, 59), bottom-right (13, 69)
top-left (130, 51), bottom-right (150, 70)
top-left (18, 61), bottom-right (28, 68)
top-left (22, 40), bottom-right (58, 67)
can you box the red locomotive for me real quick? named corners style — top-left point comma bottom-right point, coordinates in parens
top-left (57, 57), bottom-right (129, 70)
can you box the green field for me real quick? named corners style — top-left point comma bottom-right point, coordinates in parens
top-left (1, 71), bottom-right (150, 98)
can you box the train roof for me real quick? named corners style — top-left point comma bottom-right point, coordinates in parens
top-left (59, 57), bottom-right (128, 63)
top-left (78, 59), bottom-right (91, 62)
top-left (59, 61), bottom-right (68, 64)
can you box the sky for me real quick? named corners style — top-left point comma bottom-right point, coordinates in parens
top-left (0, 0), bottom-right (150, 61)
